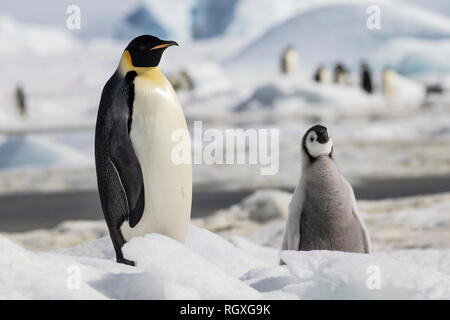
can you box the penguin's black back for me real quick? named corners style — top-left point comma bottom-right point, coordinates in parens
top-left (361, 69), bottom-right (372, 94)
top-left (95, 70), bottom-right (145, 258)
top-left (96, 72), bottom-right (128, 227)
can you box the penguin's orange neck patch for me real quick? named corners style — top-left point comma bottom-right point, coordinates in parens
top-left (118, 50), bottom-right (152, 76)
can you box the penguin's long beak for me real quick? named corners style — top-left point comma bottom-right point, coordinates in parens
top-left (150, 41), bottom-right (178, 51)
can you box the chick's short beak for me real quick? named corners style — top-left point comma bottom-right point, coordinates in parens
top-left (317, 131), bottom-right (329, 143)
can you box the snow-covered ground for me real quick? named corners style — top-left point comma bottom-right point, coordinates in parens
top-left (2, 224), bottom-right (450, 299)
top-left (2, 188), bottom-right (450, 299)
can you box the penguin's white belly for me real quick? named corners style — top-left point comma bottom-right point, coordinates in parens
top-left (120, 75), bottom-right (192, 243)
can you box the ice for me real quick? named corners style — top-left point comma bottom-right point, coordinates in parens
top-left (192, 0), bottom-right (240, 39)
top-left (0, 136), bottom-right (92, 170)
top-left (371, 38), bottom-right (450, 82)
top-left (115, 0), bottom-right (195, 42)
top-left (114, 3), bottom-right (169, 40)
top-left (229, 0), bottom-right (450, 76)
top-left (405, 0), bottom-right (450, 17)
top-left (0, 15), bottom-right (79, 56)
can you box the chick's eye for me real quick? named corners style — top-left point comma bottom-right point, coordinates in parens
top-left (310, 137), bottom-right (314, 142)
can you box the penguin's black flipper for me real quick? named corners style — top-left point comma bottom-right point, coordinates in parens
top-left (108, 120), bottom-right (145, 228)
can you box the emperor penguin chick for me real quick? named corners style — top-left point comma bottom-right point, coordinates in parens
top-left (95, 35), bottom-right (192, 265)
top-left (281, 125), bottom-right (371, 256)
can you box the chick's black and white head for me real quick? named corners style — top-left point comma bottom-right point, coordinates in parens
top-left (302, 125), bottom-right (333, 160)
top-left (125, 35), bottom-right (178, 68)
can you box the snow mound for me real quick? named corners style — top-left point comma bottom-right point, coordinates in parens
top-left (1, 225), bottom-right (450, 299)
top-left (371, 38), bottom-right (450, 79)
top-left (184, 62), bottom-right (232, 97)
top-left (232, 76), bottom-right (424, 117)
top-left (123, 232), bottom-right (262, 299)
top-left (0, 15), bottom-right (79, 56)
top-left (0, 136), bottom-right (91, 170)
top-left (229, 0), bottom-right (450, 74)
top-left (241, 189), bottom-right (291, 223)
top-left (405, 0), bottom-right (450, 17)
top-left (276, 250), bottom-right (450, 299)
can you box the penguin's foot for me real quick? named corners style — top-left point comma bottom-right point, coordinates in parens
top-left (117, 256), bottom-right (135, 266)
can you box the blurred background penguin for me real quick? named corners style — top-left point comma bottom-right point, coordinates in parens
top-left (280, 46), bottom-right (299, 76)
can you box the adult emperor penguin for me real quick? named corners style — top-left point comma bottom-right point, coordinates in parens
top-left (95, 35), bottom-right (192, 265)
top-left (360, 62), bottom-right (373, 94)
top-left (280, 46), bottom-right (299, 75)
top-left (281, 125), bottom-right (371, 257)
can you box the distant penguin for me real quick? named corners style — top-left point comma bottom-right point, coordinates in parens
top-left (426, 83), bottom-right (444, 96)
top-left (313, 65), bottom-right (326, 83)
top-left (382, 68), bottom-right (396, 96)
top-left (281, 125), bottom-right (371, 256)
top-left (15, 86), bottom-right (26, 118)
top-left (95, 35), bottom-right (192, 265)
top-left (280, 46), bottom-right (299, 75)
top-left (333, 63), bottom-right (349, 85)
top-left (360, 63), bottom-right (373, 94)
top-left (169, 69), bottom-right (194, 92)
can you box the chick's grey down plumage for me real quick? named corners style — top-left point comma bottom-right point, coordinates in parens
top-left (299, 156), bottom-right (367, 252)
top-left (281, 125), bottom-right (371, 257)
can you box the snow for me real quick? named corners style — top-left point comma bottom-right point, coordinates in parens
top-left (276, 249), bottom-right (450, 299)
top-left (404, 0), bottom-right (450, 18)
top-left (229, 0), bottom-right (450, 76)
top-left (0, 15), bottom-right (79, 56)
top-left (241, 189), bottom-right (291, 223)
top-left (180, 62), bottom-right (232, 97)
top-left (1, 0), bottom-right (450, 191)
top-left (114, 0), bottom-right (195, 42)
top-left (0, 187), bottom-right (448, 299)
top-left (0, 136), bottom-right (92, 170)
top-left (1, 224), bottom-right (450, 299)
top-left (370, 38), bottom-right (450, 82)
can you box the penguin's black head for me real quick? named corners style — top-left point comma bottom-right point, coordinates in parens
top-left (125, 35), bottom-right (178, 68)
top-left (302, 125), bottom-right (333, 161)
